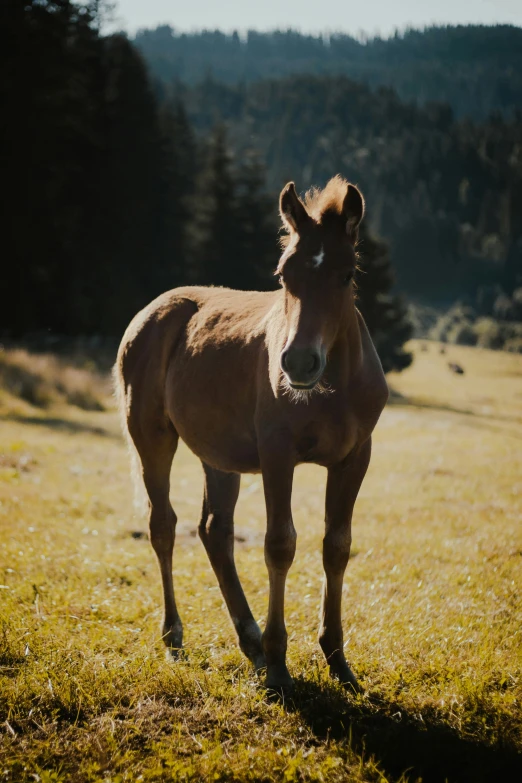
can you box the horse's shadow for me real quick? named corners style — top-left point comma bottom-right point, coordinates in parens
top-left (280, 678), bottom-right (521, 783)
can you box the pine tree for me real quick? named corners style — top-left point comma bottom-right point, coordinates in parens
top-left (90, 33), bottom-right (165, 333)
top-left (157, 98), bottom-right (197, 288)
top-left (2, 0), bottom-right (102, 335)
top-left (356, 223), bottom-right (413, 373)
top-left (188, 125), bottom-right (239, 287)
top-left (233, 151), bottom-right (277, 290)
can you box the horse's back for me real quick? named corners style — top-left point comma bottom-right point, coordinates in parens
top-left (116, 285), bottom-right (274, 377)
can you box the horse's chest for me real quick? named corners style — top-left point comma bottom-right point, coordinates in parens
top-left (294, 408), bottom-right (358, 467)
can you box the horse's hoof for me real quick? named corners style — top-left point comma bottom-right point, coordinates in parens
top-left (252, 653), bottom-right (267, 673)
top-left (165, 646), bottom-right (186, 662)
top-left (330, 662), bottom-right (363, 694)
top-left (265, 664), bottom-right (294, 693)
top-left (162, 621), bottom-right (183, 653)
top-left (238, 620), bottom-right (265, 672)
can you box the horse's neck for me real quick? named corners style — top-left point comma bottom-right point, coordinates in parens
top-left (329, 303), bottom-right (364, 388)
top-left (265, 295), bottom-right (288, 393)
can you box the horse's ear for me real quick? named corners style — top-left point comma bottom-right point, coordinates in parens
top-left (279, 182), bottom-right (310, 233)
top-left (342, 184), bottom-right (365, 242)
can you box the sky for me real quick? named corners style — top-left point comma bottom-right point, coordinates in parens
top-left (111, 0), bottom-right (522, 36)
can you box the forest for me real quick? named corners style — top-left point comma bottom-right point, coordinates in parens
top-left (2, 0), bottom-right (412, 372)
top-left (3, 1), bottom-right (522, 370)
top-left (135, 25), bottom-right (522, 119)
top-left (175, 75), bottom-right (522, 308)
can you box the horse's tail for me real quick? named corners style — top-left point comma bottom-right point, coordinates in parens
top-left (112, 360), bottom-right (149, 517)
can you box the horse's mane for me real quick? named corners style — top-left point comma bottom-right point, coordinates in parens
top-left (302, 175), bottom-right (349, 221)
top-left (279, 175), bottom-right (349, 248)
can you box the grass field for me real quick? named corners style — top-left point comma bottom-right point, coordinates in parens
top-left (0, 341), bottom-right (521, 782)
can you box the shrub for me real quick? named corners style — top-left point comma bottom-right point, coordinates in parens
top-left (504, 337), bottom-right (522, 353)
top-left (448, 322), bottom-right (478, 346)
top-left (0, 348), bottom-right (108, 410)
top-left (512, 288), bottom-right (522, 320)
top-left (473, 318), bottom-right (505, 349)
top-left (428, 304), bottom-right (477, 343)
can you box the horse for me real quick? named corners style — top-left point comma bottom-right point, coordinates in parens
top-left (114, 175), bottom-right (389, 691)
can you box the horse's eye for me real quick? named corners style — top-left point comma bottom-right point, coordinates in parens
top-left (342, 271), bottom-right (354, 286)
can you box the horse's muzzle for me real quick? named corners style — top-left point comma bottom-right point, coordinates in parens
top-left (281, 345), bottom-right (325, 389)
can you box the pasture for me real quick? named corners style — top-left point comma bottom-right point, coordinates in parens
top-left (0, 341), bottom-right (521, 782)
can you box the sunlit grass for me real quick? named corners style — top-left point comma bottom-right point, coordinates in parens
top-left (0, 347), bottom-right (109, 413)
top-left (0, 341), bottom-right (521, 781)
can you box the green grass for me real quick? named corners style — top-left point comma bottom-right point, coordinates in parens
top-left (0, 346), bottom-right (108, 412)
top-left (0, 341), bottom-right (521, 782)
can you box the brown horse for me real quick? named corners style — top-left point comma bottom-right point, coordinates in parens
top-left (114, 175), bottom-right (388, 691)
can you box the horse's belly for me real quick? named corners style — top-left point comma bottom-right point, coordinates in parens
top-left (179, 424), bottom-right (261, 473)
top-left (295, 419), bottom-right (358, 467)
top-left (165, 355), bottom-right (260, 474)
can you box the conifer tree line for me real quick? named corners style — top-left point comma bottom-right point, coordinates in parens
top-left (136, 24), bottom-right (522, 120)
top-left (176, 76), bottom-right (522, 310)
top-left (2, 0), bottom-right (412, 372)
top-left (137, 27), bottom-right (522, 316)
top-left (2, 1), bottom-right (274, 335)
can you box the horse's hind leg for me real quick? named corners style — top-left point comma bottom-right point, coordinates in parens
top-left (131, 419), bottom-right (182, 655)
top-left (198, 463), bottom-right (265, 670)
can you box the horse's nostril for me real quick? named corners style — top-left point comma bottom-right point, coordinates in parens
top-left (308, 353), bottom-right (319, 374)
top-left (283, 348), bottom-right (321, 381)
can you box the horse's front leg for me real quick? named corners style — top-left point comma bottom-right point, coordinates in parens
top-left (260, 442), bottom-right (296, 690)
top-left (319, 437), bottom-right (372, 692)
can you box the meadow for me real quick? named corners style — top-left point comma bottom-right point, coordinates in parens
top-left (0, 341), bottom-right (521, 782)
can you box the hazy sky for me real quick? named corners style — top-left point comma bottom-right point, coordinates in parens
top-left (112, 0), bottom-right (522, 36)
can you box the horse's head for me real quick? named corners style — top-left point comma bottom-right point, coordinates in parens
top-left (277, 175), bottom-right (364, 391)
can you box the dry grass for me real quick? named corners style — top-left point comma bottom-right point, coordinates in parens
top-left (0, 347), bottom-right (110, 413)
top-left (0, 341), bottom-right (521, 782)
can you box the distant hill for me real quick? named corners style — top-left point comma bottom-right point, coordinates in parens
top-left (134, 25), bottom-right (522, 119)
top-left (177, 73), bottom-right (522, 304)
top-left (132, 24), bottom-right (522, 307)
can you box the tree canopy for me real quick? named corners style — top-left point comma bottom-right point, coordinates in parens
top-left (135, 25), bottom-right (522, 120)
top-left (174, 75), bottom-right (522, 308)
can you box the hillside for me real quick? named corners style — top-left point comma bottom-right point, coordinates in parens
top-left (1, 341), bottom-right (521, 781)
top-left (178, 75), bottom-right (522, 304)
top-left (135, 24), bottom-right (522, 119)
